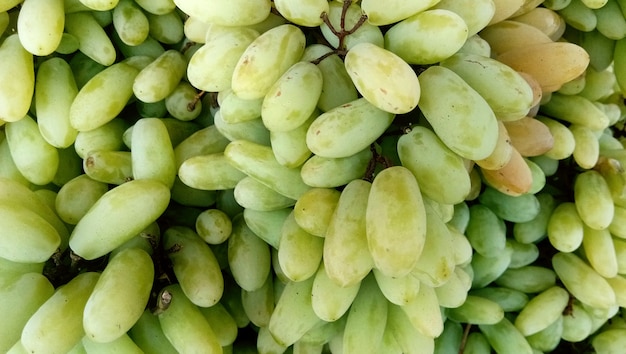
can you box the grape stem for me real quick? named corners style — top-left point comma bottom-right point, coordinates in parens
top-left (364, 144), bottom-right (393, 181)
top-left (153, 289), bottom-right (172, 315)
top-left (312, 0), bottom-right (368, 64)
top-left (458, 323), bottom-right (472, 354)
top-left (188, 90), bottom-right (206, 112)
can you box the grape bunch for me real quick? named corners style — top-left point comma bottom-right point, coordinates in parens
top-left (2, 0), bottom-right (626, 353)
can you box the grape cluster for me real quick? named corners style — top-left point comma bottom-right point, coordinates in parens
top-left (2, 0), bottom-right (626, 353)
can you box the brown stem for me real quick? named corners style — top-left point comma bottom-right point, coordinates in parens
top-left (458, 323), bottom-right (472, 354)
top-left (187, 90), bottom-right (206, 112)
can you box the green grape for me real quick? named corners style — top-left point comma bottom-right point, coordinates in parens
top-left (174, 0), bottom-right (271, 26)
top-left (446, 295), bottom-right (505, 325)
top-left (433, 0), bottom-right (496, 36)
top-left (128, 309), bottom-right (178, 354)
top-left (306, 98), bottom-right (394, 158)
top-left (70, 62), bottom-right (139, 132)
top-left (232, 24), bottom-right (306, 100)
top-left (163, 226), bottom-right (224, 307)
top-left (183, 15), bottom-right (210, 43)
top-left (495, 266), bottom-right (557, 293)
top-left (164, 81), bottom-right (202, 121)
top-left (0, 34), bottom-right (34, 123)
top-left (156, 284), bottom-right (223, 354)
top-left (83, 150), bottom-right (133, 185)
top-left (35, 57), bottom-right (78, 149)
top-left (268, 275), bottom-right (321, 347)
top-left (528, 317), bottom-right (564, 353)
top-left (269, 111), bottom-right (316, 168)
top-left (386, 303), bottom-right (435, 354)
top-left (0, 201), bottom-right (60, 263)
top-left (553, 252), bottom-right (616, 309)
top-left (69, 179), bottom-right (170, 260)
top-left (293, 188), bottom-right (340, 237)
top-left (195, 208), bottom-right (232, 244)
top-left (0, 0), bottom-right (21, 12)
top-left (478, 318), bottom-right (534, 354)
top-left (470, 246), bottom-right (513, 289)
top-left (224, 139), bottom-right (311, 199)
top-left (417, 65), bottom-right (498, 161)
top-left (112, 0), bottom-right (149, 46)
top-left (320, 2), bottom-right (384, 50)
top-left (311, 263), bottom-right (360, 322)
top-left (0, 273), bottom-right (54, 353)
top-left (361, 0), bottom-right (439, 25)
top-left (145, 10), bottom-right (183, 44)
top-left (385, 9), bottom-right (468, 65)
top-left (507, 239), bottom-right (539, 268)
top-left (300, 147), bottom-right (372, 188)
top-left (131, 118), bottom-right (176, 187)
top-left (0, 136), bottom-right (29, 185)
top-left (278, 211), bottom-right (324, 281)
top-left (470, 287), bottom-right (530, 313)
top-left (241, 275), bottom-right (274, 327)
top-left (17, 0), bottom-right (64, 56)
top-left (514, 286), bottom-right (570, 336)
top-left (218, 89), bottom-right (263, 123)
top-left (198, 302), bottom-right (238, 347)
top-left (64, 12), bottom-right (116, 66)
top-left (582, 225), bottom-right (618, 278)
top-left (262, 61), bottom-right (323, 132)
top-left (228, 214), bottom-right (271, 291)
top-left (397, 126), bottom-right (471, 205)
top-left (81, 334), bottom-right (143, 354)
top-left (574, 170), bottom-right (614, 230)
top-left (592, 328), bottom-right (626, 353)
top-left (233, 176), bottom-right (295, 211)
top-left (274, 0), bottom-right (328, 27)
top-left (465, 204), bottom-right (507, 257)
top-left (342, 274), bottom-right (387, 354)
top-left (478, 186), bottom-right (540, 223)
top-left (188, 27), bottom-right (259, 92)
top-left (55, 174), bottom-right (108, 225)
top-left (462, 332), bottom-right (491, 354)
top-left (258, 325), bottom-right (289, 353)
top-left (243, 207), bottom-right (291, 249)
top-left (398, 283), bottom-right (444, 338)
top-left (173, 124), bottom-right (230, 168)
top-left (440, 52), bottom-right (535, 121)
top-left (21, 272), bottom-right (100, 354)
top-left (112, 32), bottom-right (165, 60)
top-left (540, 93), bottom-right (609, 131)
top-left (434, 267), bottom-right (471, 308)
top-left (135, 0), bottom-right (176, 15)
top-left (78, 0), bottom-right (118, 10)
top-left (68, 51), bottom-right (106, 89)
top-left (133, 50), bottom-right (186, 103)
top-left (83, 248), bottom-right (154, 342)
top-left (570, 124), bottom-right (600, 169)
top-left (562, 302), bottom-right (593, 342)
top-left (213, 112), bottom-right (271, 146)
top-left (458, 33), bottom-right (493, 57)
top-left (373, 268), bottom-right (420, 305)
top-left (366, 166), bottom-right (427, 278)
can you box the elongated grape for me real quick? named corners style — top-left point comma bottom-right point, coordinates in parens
top-left (366, 166), bottom-right (426, 278)
top-left (175, 0), bottom-right (270, 26)
top-left (69, 179), bottom-right (170, 260)
top-left (574, 169), bottom-right (614, 230)
top-left (0, 34), bottom-right (34, 122)
top-left (133, 50), bottom-right (186, 103)
top-left (83, 248), bottom-right (154, 343)
top-left (65, 12), bottom-right (116, 66)
top-left (361, 0), bottom-right (439, 25)
top-left (112, 0), bottom-right (149, 46)
top-left (17, 0), bottom-right (64, 55)
top-left (228, 215), bottom-right (271, 292)
top-left (311, 263), bottom-right (360, 322)
top-left (273, 0), bottom-right (328, 26)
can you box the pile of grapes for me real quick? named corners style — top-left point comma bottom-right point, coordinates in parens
top-left (3, 0), bottom-right (626, 353)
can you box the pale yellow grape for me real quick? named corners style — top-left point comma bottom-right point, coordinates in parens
top-left (70, 62), bottom-right (140, 132)
top-left (274, 0), bottom-right (328, 26)
top-left (81, 334), bottom-right (143, 354)
top-left (293, 188), bottom-right (340, 237)
top-left (489, 0), bottom-right (526, 24)
top-left (78, 0), bottom-right (118, 10)
top-left (311, 263), bottom-right (360, 322)
top-left (218, 89), bottom-right (264, 123)
top-left (397, 126), bottom-right (471, 204)
top-left (233, 176), bottom-right (295, 211)
top-left (173, 125), bottom-right (230, 169)
top-left (434, 267), bottom-right (472, 308)
top-left (0, 0), bottom-right (22, 12)
top-left (386, 304), bottom-right (435, 354)
top-left (344, 42), bottom-right (420, 114)
top-left (278, 211), bottom-right (324, 281)
top-left (269, 111), bottom-right (315, 168)
top-left (433, 0), bottom-right (496, 36)
top-left (83, 150), bottom-right (133, 185)
top-left (0, 34), bottom-right (34, 122)
top-left (536, 116), bottom-right (576, 160)
top-left (69, 179), bottom-right (170, 260)
top-left (196, 208), bottom-right (232, 244)
top-left (342, 274), bottom-right (387, 354)
top-left (228, 215), bottom-right (271, 292)
top-left (503, 117), bottom-right (555, 157)
top-left (570, 124), bottom-right (600, 169)
top-left (214, 113), bottom-right (271, 146)
top-left (231, 24), bottom-right (305, 100)
top-left (574, 170), bottom-right (614, 230)
top-left (35, 57), bottom-right (78, 148)
top-left (582, 225), bottom-right (618, 278)
top-left (17, 0), bottom-right (64, 56)
top-left (514, 286), bottom-right (570, 336)
top-left (133, 50), bottom-right (186, 103)
top-left (197, 303), bottom-right (238, 347)
top-left (440, 52), bottom-right (535, 121)
top-left (55, 174), bottom-right (108, 225)
top-left (555, 252), bottom-right (617, 310)
top-left (163, 226), bottom-right (224, 307)
top-left (21, 272), bottom-right (100, 354)
top-left (134, 0), bottom-right (176, 15)
top-left (373, 268), bottom-right (420, 305)
top-left (145, 11), bottom-right (184, 44)
top-left (458, 33), bottom-right (493, 57)
top-left (157, 284), bottom-right (222, 354)
top-left (511, 7), bottom-right (567, 40)
top-left (479, 20), bottom-right (553, 56)
top-left (300, 148), bottom-right (372, 188)
top-left (417, 66), bottom-right (498, 160)
top-left (305, 98), bottom-right (394, 158)
top-left (384, 9), bottom-right (468, 65)
top-left (65, 12), bottom-right (116, 66)
top-left (262, 61), bottom-right (323, 132)
top-left (112, 0), bottom-right (150, 46)
top-left (446, 295), bottom-right (505, 325)
top-left (0, 273), bottom-right (54, 353)
top-left (399, 283), bottom-right (444, 338)
top-left (320, 2), bottom-right (383, 50)
top-left (174, 0), bottom-right (270, 26)
top-left (131, 118), bottom-right (176, 187)
top-left (5, 115), bottom-right (59, 185)
top-left (366, 166), bottom-right (426, 278)
top-left (361, 0), bottom-right (440, 25)
top-left (83, 248), bottom-right (154, 343)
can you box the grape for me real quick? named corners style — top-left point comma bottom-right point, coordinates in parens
top-left (112, 0), bottom-right (149, 46)
top-left (0, 34), bottom-right (34, 123)
top-left (320, 2), bottom-right (383, 50)
top-left (311, 263), bottom-right (360, 322)
top-left (274, 0), bottom-right (329, 27)
top-left (446, 295), bottom-right (505, 325)
top-left (133, 50), bottom-right (186, 103)
top-left (128, 309), bottom-right (178, 354)
top-left (344, 42), bottom-right (420, 114)
top-left (55, 174), bottom-right (108, 225)
top-left (366, 166), bottom-right (427, 278)
top-left (478, 318), bottom-right (534, 354)
top-left (65, 12), bottom-right (116, 66)
top-left (83, 247), bottom-right (154, 342)
top-left (228, 214), bottom-right (271, 292)
top-left (433, 0), bottom-right (496, 36)
top-left (83, 150), bottom-right (133, 185)
top-left (17, 0), bottom-right (64, 56)
top-left (384, 9), bottom-right (468, 65)
top-left (69, 179), bottom-right (171, 260)
top-left (278, 211), bottom-right (324, 281)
